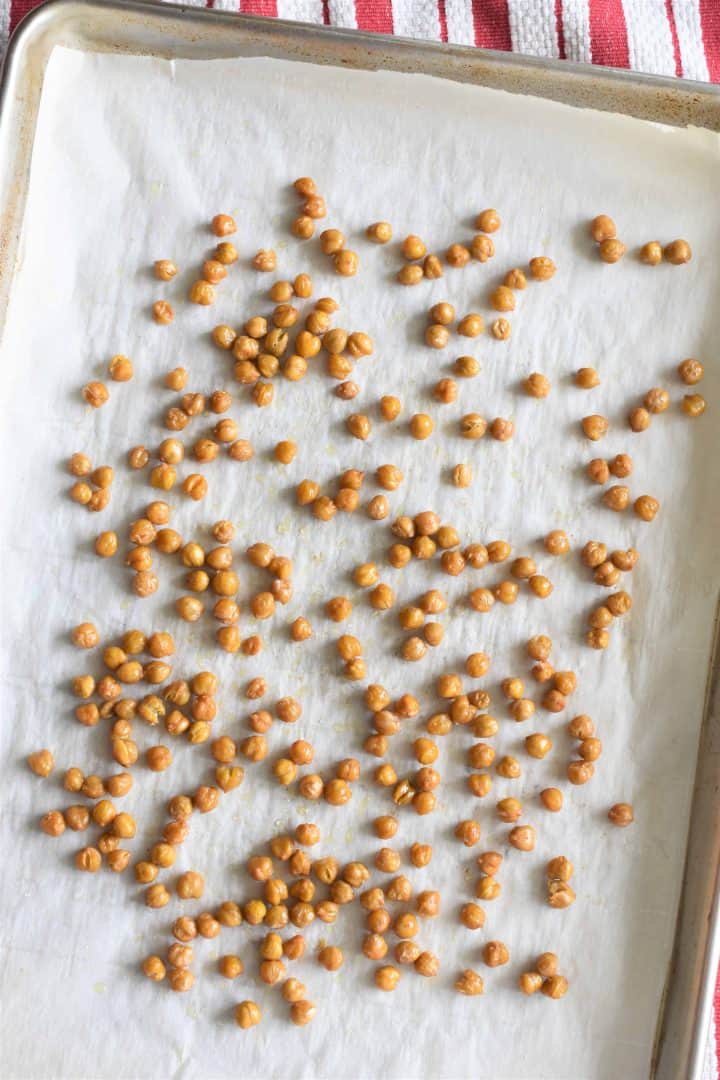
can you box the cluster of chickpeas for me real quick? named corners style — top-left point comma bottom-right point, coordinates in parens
top-left (68, 453), bottom-right (114, 513)
top-left (47, 193), bottom-right (711, 1033)
top-left (81, 352), bottom-right (134, 410)
top-left (35, 749), bottom-right (136, 874)
top-left (518, 951), bottom-right (568, 999)
top-left (546, 855), bottom-right (575, 909)
top-left (581, 540), bottom-right (636, 649)
top-left (296, 465), bottom-right (398, 523)
top-left (590, 214), bottom-right (692, 267)
top-left (465, 535), bottom-right (561, 611)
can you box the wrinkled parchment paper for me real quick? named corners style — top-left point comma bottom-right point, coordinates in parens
top-left (1, 46), bottom-right (719, 1080)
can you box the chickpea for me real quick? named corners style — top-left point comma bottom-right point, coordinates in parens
top-left (458, 314), bottom-right (484, 337)
top-left (567, 760), bottom-right (594, 785)
top-left (375, 966), bottom-right (401, 992)
top-left (599, 238), bottom-right (626, 263)
top-left (75, 847), bottom-right (102, 872)
top-left (581, 414), bottom-right (609, 441)
top-left (664, 239), bottom-right (692, 264)
top-left (634, 494), bottom-right (660, 521)
top-left (483, 941), bottom-right (510, 968)
top-left (40, 810), bottom-right (66, 837)
top-left (455, 355), bottom-right (480, 378)
top-left (28, 749), bottom-right (54, 778)
top-left (571, 369), bottom-right (599, 394)
top-left (235, 1001), bottom-right (261, 1030)
top-left (82, 381), bottom-right (109, 409)
top-left (459, 413), bottom-right (488, 441)
top-left (608, 802), bottom-right (635, 827)
top-left (333, 249), bottom-right (358, 276)
top-left (455, 969), bottom-right (484, 996)
top-left (603, 485), bottom-right (630, 512)
top-left (518, 972), bottom-right (544, 995)
top-left (408, 413), bottom-right (433, 440)
top-left (409, 842), bottom-right (432, 868)
top-left (682, 393), bottom-right (706, 418)
top-left (590, 214), bottom-right (616, 242)
top-left (678, 358), bottom-right (704, 385)
top-left (629, 406), bottom-right (651, 432)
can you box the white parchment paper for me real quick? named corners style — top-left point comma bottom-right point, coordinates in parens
top-left (1, 47), bottom-right (719, 1080)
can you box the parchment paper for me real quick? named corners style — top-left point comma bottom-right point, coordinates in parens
top-left (1, 46), bottom-right (719, 1080)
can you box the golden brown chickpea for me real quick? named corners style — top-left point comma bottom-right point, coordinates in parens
top-left (235, 1001), bottom-right (261, 1030)
top-left (582, 414), bottom-right (609, 441)
top-left (82, 381), bottom-right (109, 408)
top-left (529, 256), bottom-right (556, 280)
top-left (608, 802), bottom-right (635, 827)
top-left (455, 969), bottom-right (485, 996)
top-left (678, 358), bottom-right (704, 385)
top-left (644, 387), bottom-right (670, 414)
top-left (637, 239), bottom-right (662, 265)
top-left (590, 214), bottom-right (617, 242)
top-left (425, 323), bottom-right (450, 349)
top-left (375, 966), bottom-right (401, 992)
top-left (599, 238), bottom-right (626, 263)
top-left (682, 393), bottom-right (706, 418)
top-left (152, 299), bottom-right (174, 325)
top-left (334, 249), bottom-right (359, 276)
top-left (446, 242), bottom-right (470, 268)
top-left (664, 239), bottom-right (692, 264)
top-left (40, 810), bottom-right (66, 837)
top-left (567, 760), bottom-right (594, 785)
top-left (629, 406), bottom-right (651, 432)
top-left (409, 413), bottom-right (433, 440)
top-left (574, 368), bottom-right (599, 392)
top-left (518, 972), bottom-right (544, 995)
top-left (365, 220), bottom-right (393, 244)
top-left (75, 847), bottom-right (102, 872)
top-left (483, 941), bottom-right (510, 967)
top-left (603, 485), bottom-right (630, 513)
top-left (634, 494), bottom-right (660, 521)
top-left (458, 313), bottom-right (484, 337)
top-left (253, 249), bottom-right (277, 272)
top-left (493, 318), bottom-right (512, 340)
top-left (28, 749), bottom-right (54, 778)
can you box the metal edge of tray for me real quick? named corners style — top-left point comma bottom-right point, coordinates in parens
top-left (1, 4), bottom-right (719, 1078)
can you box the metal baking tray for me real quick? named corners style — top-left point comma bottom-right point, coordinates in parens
top-left (0, 4), bottom-right (718, 1077)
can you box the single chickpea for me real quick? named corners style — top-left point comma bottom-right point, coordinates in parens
top-left (490, 417), bottom-right (514, 441)
top-left (460, 413), bottom-right (487, 439)
top-left (375, 966), bottom-right (401, 992)
top-left (483, 941), bottom-right (510, 967)
top-left (455, 355), bottom-right (480, 378)
top-left (235, 1001), bottom-right (261, 1030)
top-left (608, 802), bottom-right (635, 827)
top-left (347, 413), bottom-right (371, 440)
top-left (664, 239), bottom-right (692, 264)
top-left (682, 394), bottom-right (706, 418)
top-left (603, 485), bottom-right (630, 512)
top-left (540, 787), bottom-right (564, 812)
top-left (253, 249), bottom-right (277, 272)
top-left (575, 367), bottom-right (600, 389)
top-left (28, 749), bottom-right (55, 778)
top-left (455, 970), bottom-right (484, 996)
top-left (334, 249), bottom-right (359, 276)
top-left (599, 238), bottom-right (626, 263)
top-left (524, 372), bottom-right (551, 399)
top-left (152, 300), bottom-right (174, 324)
top-left (643, 387), bottom-right (670, 414)
top-left (509, 825), bottom-right (536, 851)
top-left (365, 220), bottom-right (393, 244)
top-left (582, 414), bottom-right (609, 441)
top-left (82, 381), bottom-right (109, 408)
top-left (678, 358), bottom-right (704, 385)
top-left (634, 494), bottom-right (660, 521)
top-left (519, 972), bottom-right (544, 995)
top-left (458, 314), bottom-right (484, 337)
top-left (567, 760), bottom-right (594, 785)
top-left (425, 323), bottom-right (450, 349)
top-left (108, 354), bottom-right (133, 382)
top-left (409, 413), bottom-right (434, 440)
top-left (638, 239), bottom-right (663, 265)
top-left (529, 256), bottom-right (556, 280)
top-left (75, 847), bottom-right (102, 872)
top-left (469, 234), bottom-right (494, 262)
top-left (40, 810), bottom-right (65, 836)
top-left (590, 214), bottom-right (617, 242)
top-left (409, 843), bottom-right (432, 868)
top-left (629, 406), bottom-right (651, 432)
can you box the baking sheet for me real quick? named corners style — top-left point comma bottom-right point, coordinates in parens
top-left (1, 44), bottom-right (719, 1080)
